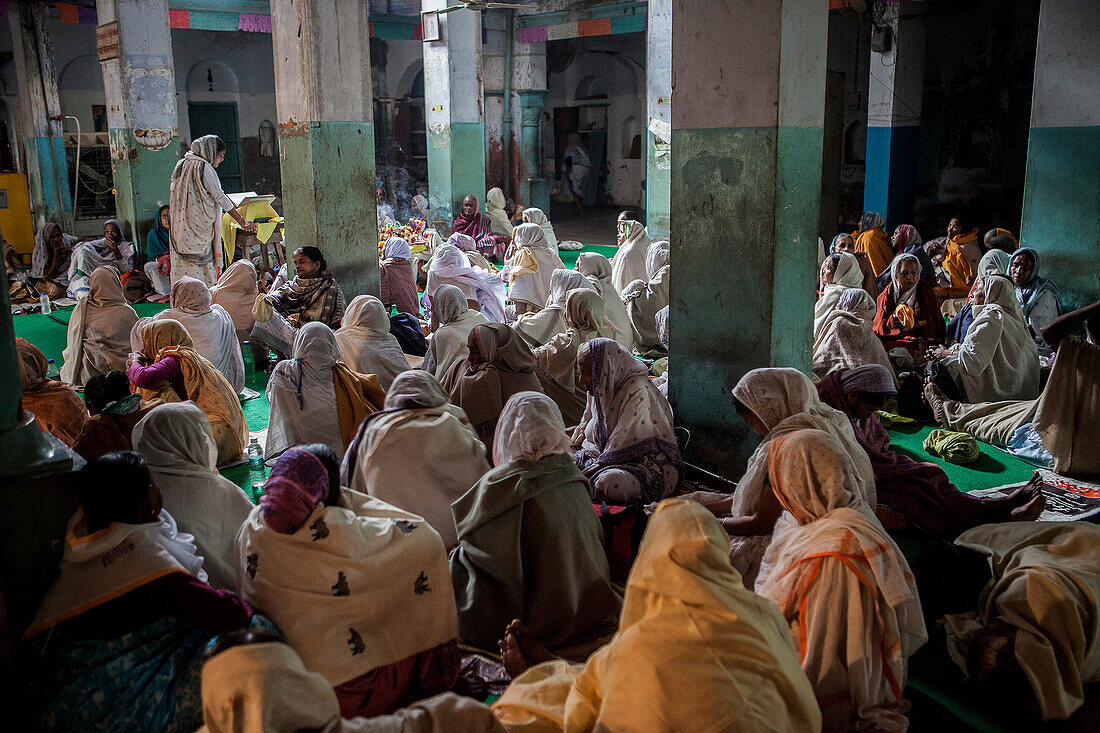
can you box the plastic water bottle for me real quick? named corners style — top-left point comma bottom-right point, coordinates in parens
top-left (40, 293), bottom-right (51, 315)
top-left (248, 438), bottom-right (266, 494)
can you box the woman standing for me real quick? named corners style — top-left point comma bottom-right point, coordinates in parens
top-left (169, 135), bottom-right (255, 286)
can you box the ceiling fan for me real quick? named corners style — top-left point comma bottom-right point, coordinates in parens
top-left (435, 1), bottom-right (532, 13)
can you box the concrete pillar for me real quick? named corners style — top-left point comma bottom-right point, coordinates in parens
top-left (645, 0), bottom-right (671, 238)
top-left (1019, 0), bottom-right (1100, 310)
top-left (423, 0), bottom-right (486, 228)
top-left (9, 3), bottom-right (72, 230)
top-left (862, 3), bottom-right (924, 227)
top-left (518, 89), bottom-right (549, 214)
top-left (96, 0), bottom-right (180, 252)
top-left (271, 0), bottom-right (379, 298)
top-left (669, 0), bottom-right (826, 471)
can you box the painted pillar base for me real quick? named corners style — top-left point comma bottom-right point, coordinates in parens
top-left (518, 89), bottom-right (548, 214)
top-left (24, 137), bottom-right (73, 230)
top-left (0, 413), bottom-right (77, 479)
top-left (279, 120), bottom-right (379, 299)
top-left (426, 121), bottom-right (487, 229)
top-left (109, 128), bottom-right (180, 260)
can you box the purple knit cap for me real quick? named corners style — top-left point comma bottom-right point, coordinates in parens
top-left (260, 447), bottom-right (329, 534)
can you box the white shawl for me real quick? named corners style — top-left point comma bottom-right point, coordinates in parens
top-left (334, 295), bottom-right (410, 390)
top-left (576, 252), bottom-right (634, 348)
top-left (235, 489), bottom-right (459, 685)
top-left (610, 220), bottom-right (651, 296)
top-left (60, 266), bottom-right (138, 388)
top-left (507, 223), bottom-right (566, 309)
top-left (265, 323), bottom-right (344, 460)
top-left (156, 276), bottom-right (246, 393)
top-left (813, 252), bottom-right (862, 339)
top-left (812, 288), bottom-right (895, 383)
top-left (211, 259), bottom-right (259, 337)
top-left (423, 245), bottom-right (508, 323)
top-left (169, 135), bottom-right (231, 264)
top-left (521, 207), bottom-right (559, 250)
top-left (133, 402), bottom-right (253, 592)
top-left (514, 269), bottom-right (595, 347)
top-left (426, 285), bottom-right (489, 379)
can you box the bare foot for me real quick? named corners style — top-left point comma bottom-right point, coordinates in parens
top-left (498, 619), bottom-right (555, 678)
top-left (1009, 492), bottom-right (1045, 522)
top-left (923, 378), bottom-right (947, 425)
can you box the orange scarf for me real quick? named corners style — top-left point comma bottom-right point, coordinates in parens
top-left (333, 365), bottom-right (386, 447)
top-left (853, 228), bottom-right (894, 276)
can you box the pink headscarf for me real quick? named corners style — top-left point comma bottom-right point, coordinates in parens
top-left (260, 448), bottom-right (328, 534)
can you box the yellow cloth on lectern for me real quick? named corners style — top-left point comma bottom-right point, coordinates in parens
top-left (221, 199), bottom-right (282, 265)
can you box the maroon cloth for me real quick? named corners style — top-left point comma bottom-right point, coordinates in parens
top-left (873, 280), bottom-right (945, 354)
top-left (817, 371), bottom-right (998, 537)
top-left (260, 448), bottom-right (329, 533)
top-left (334, 639), bottom-right (460, 719)
top-left (60, 571), bottom-right (253, 640)
top-left (379, 259), bottom-right (421, 316)
top-left (127, 356), bottom-right (186, 399)
top-left (451, 200), bottom-right (490, 240)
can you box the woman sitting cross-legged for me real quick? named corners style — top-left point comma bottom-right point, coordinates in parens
top-left (251, 245), bottom-right (346, 366)
top-left (378, 236), bottom-right (422, 316)
top-left (155, 275), bottom-right (245, 393)
top-left (209, 258), bottom-right (259, 346)
top-left (17, 337), bottom-right (87, 448)
top-left (423, 284), bottom-right (489, 379)
top-left (235, 447), bottom-right (461, 719)
top-left (450, 392), bottom-right (621, 653)
top-left (265, 322), bottom-right (385, 461)
top-left (817, 365), bottom-right (1043, 535)
top-left (623, 241), bottom-right (671, 355)
top-left (60, 265), bottom-right (138, 389)
top-left (342, 370), bottom-right (490, 549)
top-left (505, 223), bottom-right (567, 316)
top-left (756, 428), bottom-right (927, 733)
top-left (513, 268), bottom-right (597, 347)
top-left (440, 322), bottom-right (543, 450)
top-left (334, 294), bottom-right (410, 390)
top-left (25, 451), bottom-right (255, 733)
top-left (812, 287), bottom-right (895, 381)
top-left (572, 338), bottom-right (683, 505)
top-left (493, 499), bottom-right (822, 732)
top-left (132, 402), bottom-right (254, 592)
top-left (873, 253), bottom-right (945, 355)
top-left (532, 288), bottom-right (608, 427)
top-left (720, 367), bottom-right (876, 589)
top-left (575, 251), bottom-right (633, 349)
top-left (127, 319), bottom-right (248, 465)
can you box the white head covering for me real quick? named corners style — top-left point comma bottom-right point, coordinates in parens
top-left (264, 322), bottom-right (344, 459)
top-left (508, 225), bottom-right (568, 311)
top-left (381, 236), bottom-right (412, 261)
top-left (447, 232), bottom-right (478, 252)
top-left (655, 306), bottom-right (670, 350)
top-left (889, 253), bottom-right (923, 307)
top-left (493, 391), bottom-right (571, 465)
top-left (513, 222), bottom-right (551, 252)
top-left (211, 259), bottom-right (259, 334)
top-left (977, 273), bottom-right (1026, 322)
top-left (515, 269), bottom-right (596, 346)
top-left (611, 220), bottom-right (651, 295)
top-left (432, 283), bottom-right (469, 325)
top-left (133, 402), bottom-right (253, 592)
top-left (424, 244), bottom-right (508, 323)
top-left (813, 252), bottom-right (863, 339)
top-left (383, 369), bottom-right (449, 410)
top-left (576, 252), bottom-right (634, 348)
top-left (334, 295), bottom-right (409, 390)
top-left (522, 207), bottom-right (558, 250)
top-left (485, 187), bottom-right (514, 237)
top-left (645, 241), bottom-right (670, 279)
top-left (157, 276), bottom-right (245, 393)
top-left (60, 266), bottom-right (138, 388)
top-left (812, 289), bottom-right (895, 384)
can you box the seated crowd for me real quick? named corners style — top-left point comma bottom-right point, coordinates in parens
top-left (12, 199), bottom-right (1100, 732)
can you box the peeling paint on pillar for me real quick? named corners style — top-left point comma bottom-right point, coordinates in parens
top-left (279, 121), bottom-right (380, 299)
top-left (109, 127), bottom-right (179, 249)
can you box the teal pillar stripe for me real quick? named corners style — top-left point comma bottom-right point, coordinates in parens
top-left (609, 15), bottom-right (646, 35)
top-left (1020, 125), bottom-right (1100, 310)
top-left (772, 124), bottom-right (823, 371)
top-left (279, 121), bottom-right (379, 299)
top-left (427, 120), bottom-right (486, 226)
top-left (645, 129), bottom-right (670, 239)
top-left (108, 129), bottom-right (179, 259)
top-left (30, 137), bottom-right (73, 225)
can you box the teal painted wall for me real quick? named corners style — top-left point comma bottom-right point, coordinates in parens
top-left (108, 129), bottom-right (179, 259)
top-left (26, 137), bottom-right (72, 227)
top-left (279, 121), bottom-right (379, 298)
top-left (1019, 126), bottom-right (1100, 311)
top-left (427, 120), bottom-right (486, 225)
top-left (645, 130), bottom-right (670, 238)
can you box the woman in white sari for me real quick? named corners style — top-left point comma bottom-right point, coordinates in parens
top-left (341, 370), bottom-right (490, 549)
top-left (624, 241), bottom-right (671, 354)
top-left (506, 223), bottom-right (566, 315)
top-left (155, 276), bottom-right (245, 393)
top-left (132, 402), bottom-right (252, 592)
top-left (446, 232), bottom-right (495, 272)
top-left (169, 135), bottom-right (255, 285)
top-left (334, 295), bottom-right (409, 390)
top-left (812, 287), bottom-right (895, 383)
top-left (66, 220), bottom-right (135, 298)
top-left (521, 207), bottom-right (558, 250)
top-left (722, 367), bottom-right (876, 588)
top-left (514, 269), bottom-right (596, 347)
top-left (60, 266), bottom-right (138, 389)
top-left (575, 251), bottom-right (633, 348)
top-left (610, 220), bottom-right (651, 296)
top-left (757, 429), bottom-right (926, 733)
top-left (424, 284), bottom-right (489, 378)
top-left (926, 275), bottom-right (1040, 403)
top-left (814, 251), bottom-right (863, 339)
top-left (532, 289), bottom-right (607, 427)
top-left (422, 244), bottom-right (508, 324)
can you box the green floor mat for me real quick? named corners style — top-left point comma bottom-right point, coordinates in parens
top-left (882, 420), bottom-right (1036, 492)
top-left (557, 243), bottom-right (618, 270)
